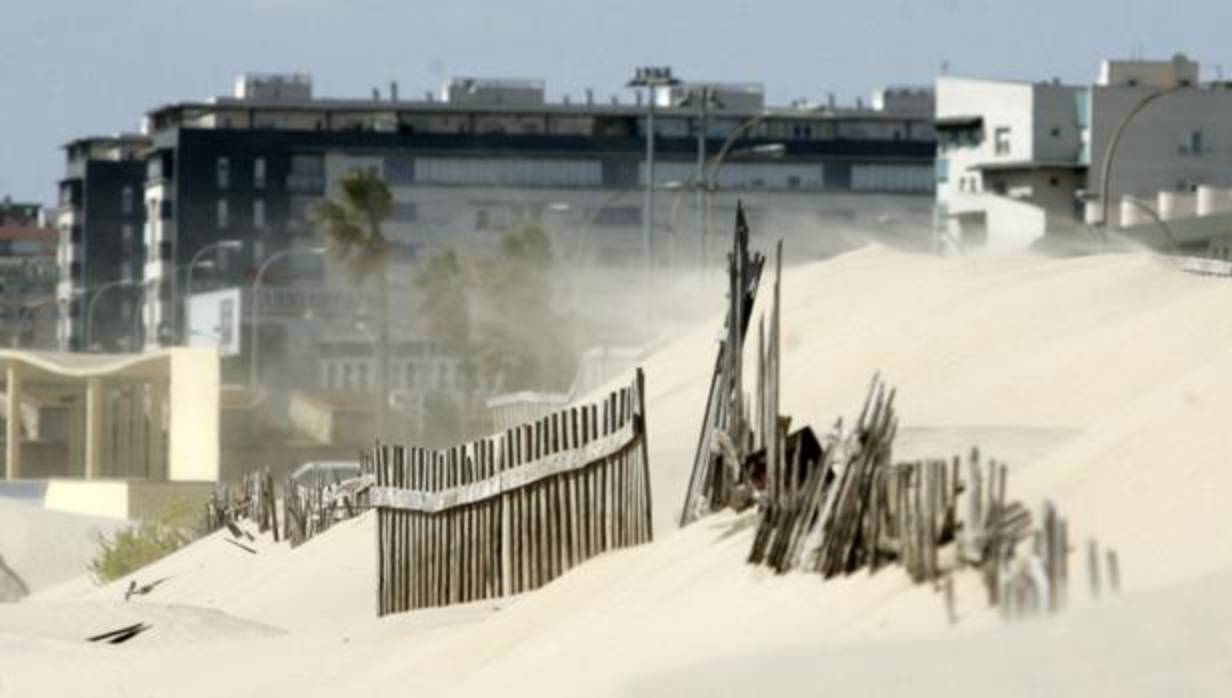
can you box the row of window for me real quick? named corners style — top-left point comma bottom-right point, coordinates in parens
top-left (322, 359), bottom-right (460, 392)
top-left (216, 157), bottom-right (267, 190)
top-left (215, 198), bottom-right (266, 229)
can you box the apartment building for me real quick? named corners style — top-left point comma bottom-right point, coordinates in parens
top-left (0, 201), bottom-right (56, 348)
top-left (936, 54), bottom-right (1232, 252)
top-left (54, 136), bottom-right (149, 350)
top-left (57, 72), bottom-right (936, 398)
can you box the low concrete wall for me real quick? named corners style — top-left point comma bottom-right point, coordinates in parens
top-left (43, 479), bottom-right (214, 521)
top-left (44, 480), bottom-right (129, 520)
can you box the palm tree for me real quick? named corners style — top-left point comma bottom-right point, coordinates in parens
top-left (315, 169), bottom-right (393, 437)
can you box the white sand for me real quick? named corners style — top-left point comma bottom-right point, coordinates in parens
top-left (10, 246), bottom-right (1232, 696)
top-left (0, 497), bottom-right (127, 599)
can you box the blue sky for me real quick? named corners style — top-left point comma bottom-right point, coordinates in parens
top-left (2, 0), bottom-right (1228, 204)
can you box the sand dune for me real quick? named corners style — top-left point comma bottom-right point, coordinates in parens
top-left (0, 498), bottom-right (126, 600)
top-left (12, 246), bottom-right (1232, 696)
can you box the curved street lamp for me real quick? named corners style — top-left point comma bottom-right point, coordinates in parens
top-left (667, 136), bottom-right (787, 263)
top-left (1095, 85), bottom-right (1189, 236)
top-left (184, 239), bottom-right (243, 342)
top-left (627, 66), bottom-right (682, 269)
top-left (86, 279), bottom-right (141, 352)
top-left (248, 246), bottom-right (327, 388)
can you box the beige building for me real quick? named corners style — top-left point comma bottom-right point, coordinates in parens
top-left (1, 347), bottom-right (219, 519)
top-left (936, 54), bottom-right (1232, 252)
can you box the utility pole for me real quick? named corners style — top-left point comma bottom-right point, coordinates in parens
top-left (681, 85), bottom-right (723, 265)
top-left (627, 67), bottom-right (681, 271)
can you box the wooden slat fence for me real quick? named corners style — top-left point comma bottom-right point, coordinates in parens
top-left (684, 206), bottom-right (1123, 624)
top-left (680, 203), bottom-right (765, 526)
top-left (372, 369), bottom-right (652, 616)
top-left (204, 465), bottom-right (370, 549)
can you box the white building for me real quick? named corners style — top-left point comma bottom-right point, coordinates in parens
top-left (936, 54), bottom-right (1232, 252)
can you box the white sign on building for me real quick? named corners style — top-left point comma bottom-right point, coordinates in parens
top-left (188, 287), bottom-right (242, 357)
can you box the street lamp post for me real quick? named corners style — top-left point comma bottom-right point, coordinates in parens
top-left (86, 279), bottom-right (140, 352)
top-left (184, 239), bottom-right (242, 344)
top-left (679, 86), bottom-right (724, 264)
top-left (1095, 85), bottom-right (1188, 235)
top-left (627, 66), bottom-right (681, 270)
top-left (666, 139), bottom-right (787, 263)
top-left (248, 246), bottom-right (326, 389)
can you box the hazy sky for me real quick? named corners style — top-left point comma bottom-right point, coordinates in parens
top-left (2, 0), bottom-right (1228, 205)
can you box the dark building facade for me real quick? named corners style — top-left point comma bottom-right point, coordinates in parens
top-left (55, 136), bottom-right (149, 351)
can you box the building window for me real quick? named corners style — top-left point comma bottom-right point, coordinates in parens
top-left (1050, 127), bottom-right (1062, 138)
top-left (217, 199), bottom-right (229, 229)
top-left (592, 206), bottom-right (642, 226)
top-left (476, 209), bottom-right (490, 231)
top-left (403, 362), bottom-right (415, 388)
top-left (994, 127), bottom-right (1011, 156)
top-left (357, 363), bottom-right (369, 390)
top-left (253, 199), bottom-right (266, 229)
top-left (254, 157), bottom-right (266, 189)
top-left (121, 186), bottom-right (134, 214)
top-left (391, 202), bottom-right (417, 223)
top-left (386, 156), bottom-right (415, 185)
top-left (216, 157), bottom-right (231, 189)
top-left (1184, 129), bottom-right (1204, 155)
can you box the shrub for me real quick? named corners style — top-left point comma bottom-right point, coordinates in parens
top-left (89, 497), bottom-right (196, 584)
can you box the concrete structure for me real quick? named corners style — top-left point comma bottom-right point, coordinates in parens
top-left (1, 348), bottom-right (220, 517)
top-left (936, 54), bottom-right (1232, 252)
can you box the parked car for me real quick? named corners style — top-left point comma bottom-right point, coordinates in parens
top-left (289, 460), bottom-right (361, 485)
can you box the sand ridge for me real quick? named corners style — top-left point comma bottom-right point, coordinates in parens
top-left (10, 245), bottom-right (1232, 696)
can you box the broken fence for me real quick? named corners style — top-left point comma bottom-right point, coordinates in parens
top-left (371, 369), bottom-right (652, 615)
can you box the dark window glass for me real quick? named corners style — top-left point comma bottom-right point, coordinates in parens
top-left (386, 157), bottom-right (415, 185)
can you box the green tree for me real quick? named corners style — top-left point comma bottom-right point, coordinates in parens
top-left (415, 249), bottom-right (483, 440)
top-left (475, 224), bottom-right (576, 393)
top-left (315, 170), bottom-right (393, 436)
top-left (416, 250), bottom-right (470, 356)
